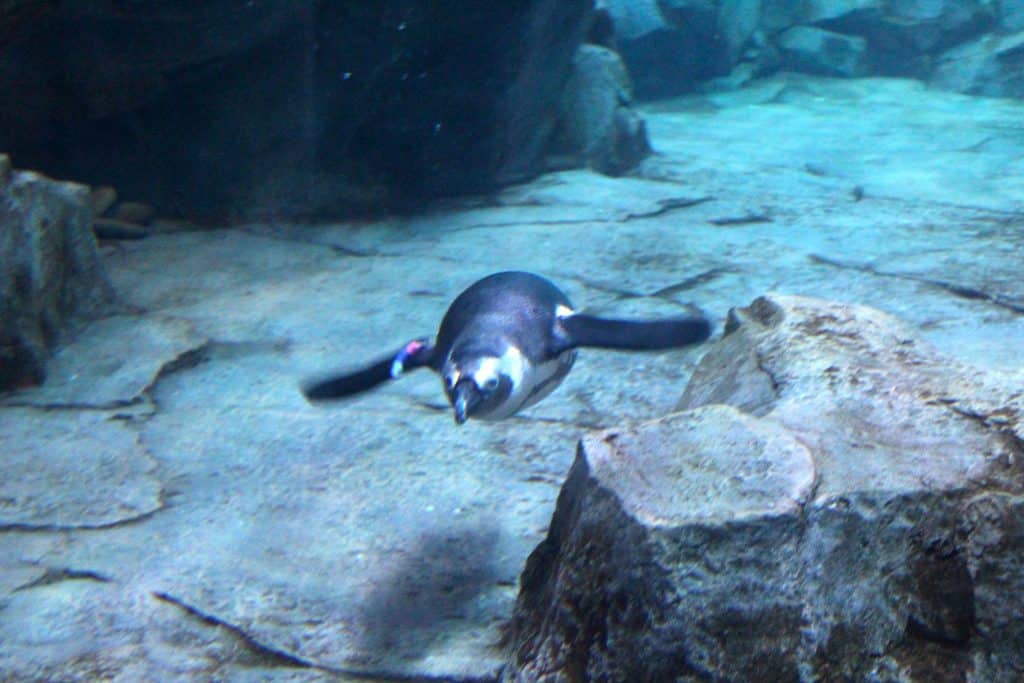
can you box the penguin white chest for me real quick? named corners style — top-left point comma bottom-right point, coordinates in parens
top-left (499, 346), bottom-right (576, 419)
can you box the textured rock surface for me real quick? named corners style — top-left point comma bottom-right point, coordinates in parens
top-left (931, 31), bottom-right (1024, 99)
top-left (0, 155), bottom-right (114, 390)
top-left (503, 294), bottom-right (1024, 681)
top-left (0, 408), bottom-right (163, 528)
top-left (601, 0), bottom-right (728, 97)
top-left (605, 0), bottom-right (1008, 97)
top-left (0, 1), bottom-right (593, 220)
top-left (778, 26), bottom-right (869, 77)
top-left (551, 45), bottom-right (651, 175)
top-left (997, 0), bottom-right (1024, 32)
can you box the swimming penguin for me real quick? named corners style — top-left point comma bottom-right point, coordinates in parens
top-left (301, 271), bottom-right (711, 424)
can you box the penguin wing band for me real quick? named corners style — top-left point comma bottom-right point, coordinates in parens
top-left (301, 338), bottom-right (435, 401)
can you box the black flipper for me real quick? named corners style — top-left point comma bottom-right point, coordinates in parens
top-left (561, 314), bottom-right (711, 351)
top-left (301, 338), bottom-right (435, 402)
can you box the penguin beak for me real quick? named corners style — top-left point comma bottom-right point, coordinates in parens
top-left (452, 380), bottom-right (481, 425)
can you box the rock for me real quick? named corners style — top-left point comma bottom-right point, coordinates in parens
top-left (931, 31), bottom-right (1024, 99)
top-left (0, 156), bottom-right (115, 391)
top-left (89, 185), bottom-right (117, 217)
top-left (93, 217), bottom-right (149, 241)
top-left (778, 25), bottom-right (869, 77)
top-left (718, 0), bottom-right (764, 63)
top-left (503, 294), bottom-right (1024, 682)
top-left (752, 0), bottom-right (989, 78)
top-left (759, 0), bottom-right (884, 33)
top-left (0, 408), bottom-right (163, 528)
top-left (997, 0), bottom-right (1024, 32)
top-left (602, 0), bottom-right (728, 97)
top-left (804, 0), bottom-right (884, 25)
top-left (111, 200), bottom-right (155, 225)
top-left (715, 1), bottom-right (882, 80)
top-left (0, 2), bottom-right (592, 220)
top-left (847, 0), bottom-right (994, 75)
top-left (550, 45), bottom-right (651, 175)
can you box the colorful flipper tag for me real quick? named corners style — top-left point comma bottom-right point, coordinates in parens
top-left (391, 339), bottom-right (428, 378)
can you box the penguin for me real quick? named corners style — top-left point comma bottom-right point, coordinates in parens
top-left (301, 271), bottom-right (711, 424)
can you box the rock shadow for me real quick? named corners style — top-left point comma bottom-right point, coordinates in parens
top-left (353, 521), bottom-right (501, 662)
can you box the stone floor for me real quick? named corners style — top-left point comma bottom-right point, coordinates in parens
top-left (2, 74), bottom-right (1022, 681)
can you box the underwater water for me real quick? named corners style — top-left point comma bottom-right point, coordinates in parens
top-left (2, 3), bottom-right (1023, 682)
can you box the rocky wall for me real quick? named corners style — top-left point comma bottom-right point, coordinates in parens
top-left (600, 0), bottom-right (1024, 99)
top-left (0, 1), bottom-right (597, 221)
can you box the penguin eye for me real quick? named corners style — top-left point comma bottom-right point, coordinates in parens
top-left (482, 377), bottom-right (499, 391)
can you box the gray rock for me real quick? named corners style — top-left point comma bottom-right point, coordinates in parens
top-left (778, 25), bottom-right (869, 77)
top-left (602, 0), bottom-right (665, 42)
top-left (698, 0), bottom-right (995, 85)
top-left (602, 0), bottom-right (728, 97)
top-left (718, 0), bottom-right (763, 62)
top-left (0, 156), bottom-right (115, 391)
top-left (805, 0), bottom-right (885, 24)
top-left (551, 45), bottom-right (652, 175)
top-left (931, 31), bottom-right (1024, 99)
top-left (718, 1), bottom-right (882, 80)
top-left (996, 0), bottom-right (1024, 32)
top-left (883, 0), bottom-right (993, 51)
top-left (759, 0), bottom-right (884, 31)
top-left (503, 294), bottom-right (1024, 681)
top-left (849, 0), bottom-right (994, 76)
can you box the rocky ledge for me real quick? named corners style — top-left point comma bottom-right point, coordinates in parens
top-left (503, 294), bottom-right (1023, 682)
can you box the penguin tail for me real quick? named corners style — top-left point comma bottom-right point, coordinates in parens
top-left (562, 314), bottom-right (711, 351)
top-left (301, 337), bottom-right (435, 402)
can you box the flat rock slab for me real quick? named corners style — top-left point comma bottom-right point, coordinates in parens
top-left (0, 408), bottom-right (163, 528)
top-left (1, 315), bottom-right (204, 409)
top-left (681, 295), bottom-right (1016, 499)
top-left (584, 405), bottom-right (816, 526)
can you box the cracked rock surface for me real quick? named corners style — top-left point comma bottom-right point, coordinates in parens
top-left (1, 74), bottom-right (1023, 681)
top-left (504, 294), bottom-right (1023, 682)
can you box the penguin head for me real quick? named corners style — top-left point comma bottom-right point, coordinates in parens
top-left (442, 343), bottom-right (524, 424)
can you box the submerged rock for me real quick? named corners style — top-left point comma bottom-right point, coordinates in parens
top-left (550, 45), bottom-right (651, 176)
top-left (0, 155), bottom-right (114, 391)
top-left (997, 0), bottom-right (1024, 32)
top-left (778, 25), bottom-right (869, 77)
top-left (931, 31), bottom-right (1024, 99)
top-left (503, 294), bottom-right (1024, 682)
top-left (600, 0), bottom-right (728, 97)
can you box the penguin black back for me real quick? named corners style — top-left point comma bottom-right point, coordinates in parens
top-left (435, 271), bottom-right (573, 365)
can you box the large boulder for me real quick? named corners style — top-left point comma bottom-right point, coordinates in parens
top-left (778, 25), bottom-right (869, 77)
top-left (549, 45), bottom-right (651, 176)
top-left (503, 294), bottom-right (1024, 682)
top-left (0, 155), bottom-right (115, 391)
top-left (0, 1), bottom-right (593, 221)
top-left (931, 31), bottom-right (1024, 99)
top-left (600, 0), bottom-right (728, 98)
